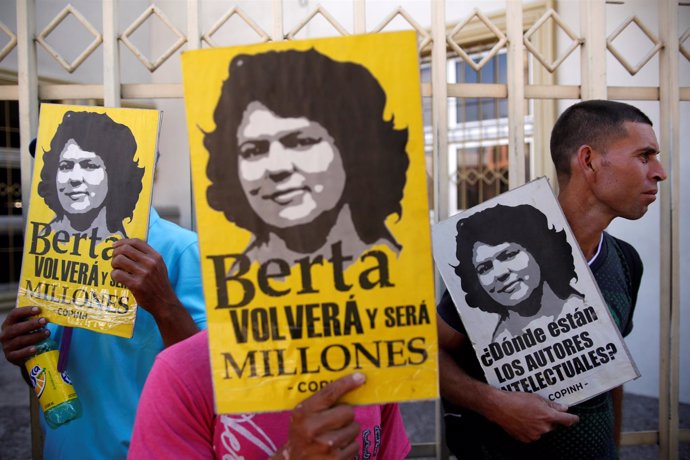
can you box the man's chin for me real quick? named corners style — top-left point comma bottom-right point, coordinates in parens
top-left (622, 208), bottom-right (648, 221)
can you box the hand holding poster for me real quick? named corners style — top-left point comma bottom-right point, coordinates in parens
top-left (183, 31), bottom-right (438, 414)
top-left (432, 177), bottom-right (639, 406)
top-left (17, 104), bottom-right (160, 338)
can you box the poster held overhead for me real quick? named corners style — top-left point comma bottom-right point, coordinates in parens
top-left (432, 177), bottom-right (639, 406)
top-left (183, 31), bottom-right (438, 414)
top-left (17, 104), bottom-right (161, 338)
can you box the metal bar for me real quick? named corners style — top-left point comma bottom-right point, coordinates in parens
top-left (0, 85), bottom-right (19, 99)
top-left (17, 0), bottom-right (38, 209)
top-left (272, 0), bottom-right (283, 41)
top-left (525, 85), bottom-right (580, 99)
top-left (579, 0), bottom-right (607, 100)
top-left (620, 430), bottom-right (659, 446)
top-left (607, 86), bottom-right (660, 100)
top-left (187, 0), bottom-right (200, 50)
top-left (658, 0), bottom-right (680, 458)
top-left (431, 4), bottom-right (448, 458)
top-left (452, 85), bottom-right (679, 101)
top-left (507, 0), bottom-right (525, 187)
top-left (38, 84), bottom-right (104, 100)
top-left (121, 83), bottom-right (184, 99)
top-left (17, 3), bottom-right (40, 456)
top-left (431, 0), bottom-right (448, 222)
top-left (529, 0), bottom-right (557, 183)
top-left (31, 82), bottom-right (685, 104)
top-left (447, 83), bottom-right (507, 97)
top-left (353, 0), bottom-right (365, 34)
top-left (187, 0), bottom-right (200, 233)
top-left (103, 0), bottom-right (120, 107)
top-left (38, 83), bottom-right (185, 100)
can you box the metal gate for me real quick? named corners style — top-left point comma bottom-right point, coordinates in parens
top-left (0, 0), bottom-right (686, 458)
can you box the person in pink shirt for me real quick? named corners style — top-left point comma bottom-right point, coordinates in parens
top-left (128, 330), bottom-right (410, 459)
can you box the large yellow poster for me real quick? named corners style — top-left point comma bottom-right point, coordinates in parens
top-left (183, 31), bottom-right (437, 413)
top-left (17, 104), bottom-right (160, 338)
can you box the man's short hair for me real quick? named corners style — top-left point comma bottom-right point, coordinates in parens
top-left (550, 99), bottom-right (652, 178)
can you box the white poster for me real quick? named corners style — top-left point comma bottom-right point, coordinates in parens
top-left (432, 177), bottom-right (639, 406)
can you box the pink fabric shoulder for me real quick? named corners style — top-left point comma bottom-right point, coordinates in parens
top-left (128, 330), bottom-right (215, 459)
top-left (129, 330), bottom-right (410, 460)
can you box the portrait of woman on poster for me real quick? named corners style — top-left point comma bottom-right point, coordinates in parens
top-left (454, 204), bottom-right (584, 341)
top-left (37, 110), bottom-right (145, 242)
top-left (203, 48), bottom-right (409, 264)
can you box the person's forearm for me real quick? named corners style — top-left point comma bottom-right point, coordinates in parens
top-left (438, 344), bottom-right (579, 443)
top-left (150, 301), bottom-right (200, 348)
top-left (438, 347), bottom-right (504, 420)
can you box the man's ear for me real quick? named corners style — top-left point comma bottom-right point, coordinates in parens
top-left (575, 145), bottom-right (597, 178)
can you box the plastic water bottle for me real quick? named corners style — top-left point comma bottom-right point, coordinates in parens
top-left (24, 336), bottom-right (82, 428)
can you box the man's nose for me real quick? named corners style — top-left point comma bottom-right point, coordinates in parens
top-left (651, 157), bottom-right (668, 182)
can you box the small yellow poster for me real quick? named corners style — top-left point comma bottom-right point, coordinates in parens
top-left (17, 104), bottom-right (160, 338)
top-left (183, 31), bottom-right (438, 413)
